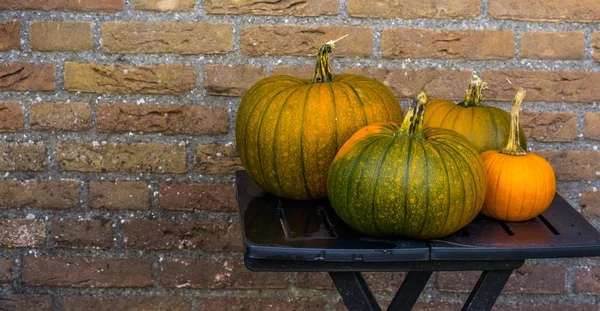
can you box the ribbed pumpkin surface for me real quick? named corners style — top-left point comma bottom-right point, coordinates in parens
top-left (236, 74), bottom-right (403, 200)
top-left (327, 94), bottom-right (486, 239)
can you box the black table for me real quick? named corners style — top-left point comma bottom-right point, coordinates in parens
top-left (235, 170), bottom-right (600, 311)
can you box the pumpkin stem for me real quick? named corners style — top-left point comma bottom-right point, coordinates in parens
top-left (459, 74), bottom-right (487, 107)
top-left (501, 88), bottom-right (527, 156)
top-left (398, 92), bottom-right (428, 138)
top-left (312, 35), bottom-right (347, 83)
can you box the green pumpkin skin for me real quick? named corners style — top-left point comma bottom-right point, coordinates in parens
top-left (327, 95), bottom-right (486, 239)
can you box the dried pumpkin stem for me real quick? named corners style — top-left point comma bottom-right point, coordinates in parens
top-left (460, 74), bottom-right (487, 107)
top-left (398, 92), bottom-right (428, 138)
top-left (501, 88), bottom-right (527, 156)
top-left (312, 35), bottom-right (347, 83)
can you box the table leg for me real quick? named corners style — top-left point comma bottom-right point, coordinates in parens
top-left (329, 272), bottom-right (381, 311)
top-left (461, 269), bottom-right (513, 311)
top-left (387, 271), bottom-right (433, 311)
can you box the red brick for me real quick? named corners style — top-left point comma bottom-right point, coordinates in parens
top-left (0, 295), bottom-right (53, 311)
top-left (536, 151), bottom-right (600, 181)
top-left (194, 144), bottom-right (243, 174)
top-left (0, 180), bottom-right (79, 209)
top-left (520, 32), bottom-right (585, 60)
top-left (241, 25), bottom-right (372, 57)
top-left (88, 181), bottom-right (149, 210)
top-left (348, 0), bottom-right (479, 19)
top-left (584, 112), bottom-right (600, 140)
top-left (272, 66), bottom-right (314, 80)
top-left (0, 20), bottom-right (20, 50)
top-left (344, 68), bottom-right (472, 100)
top-left (493, 303), bottom-right (598, 311)
top-left (123, 220), bottom-right (242, 251)
top-left (52, 219), bottom-right (112, 249)
top-left (0, 259), bottom-right (12, 283)
top-left (161, 258), bottom-right (290, 289)
top-left (23, 257), bottom-right (152, 287)
top-left (0, 219), bottom-right (45, 247)
top-left (576, 266), bottom-right (600, 294)
top-left (297, 272), bottom-right (406, 292)
top-left (437, 266), bottom-right (565, 294)
top-left (0, 142), bottom-right (46, 171)
top-left (159, 183), bottom-right (236, 212)
top-left (336, 300), bottom-right (462, 311)
top-left (483, 70), bottom-right (600, 102)
top-left (593, 33), bottom-right (600, 62)
top-left (383, 29), bottom-right (514, 60)
top-left (57, 142), bottom-right (186, 173)
top-left (206, 0), bottom-right (337, 16)
top-left (489, 0), bottom-right (600, 22)
top-left (63, 296), bottom-right (189, 311)
top-left (0, 0), bottom-right (123, 12)
top-left (0, 61), bottom-right (54, 91)
top-left (520, 111), bottom-right (577, 142)
top-left (0, 101), bottom-right (23, 132)
top-left (199, 297), bottom-right (326, 311)
top-left (30, 102), bottom-right (91, 132)
top-left (30, 21), bottom-right (92, 52)
top-left (97, 103), bottom-right (228, 135)
top-left (64, 62), bottom-right (196, 95)
top-left (133, 0), bottom-right (194, 12)
top-left (101, 22), bottom-right (232, 54)
top-left (580, 189), bottom-right (600, 220)
top-left (204, 65), bottom-right (266, 97)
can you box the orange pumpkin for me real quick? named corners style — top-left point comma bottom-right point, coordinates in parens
top-left (480, 88), bottom-right (556, 222)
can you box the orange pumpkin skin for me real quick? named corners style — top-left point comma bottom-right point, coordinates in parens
top-left (480, 151), bottom-right (556, 221)
top-left (236, 43), bottom-right (403, 200)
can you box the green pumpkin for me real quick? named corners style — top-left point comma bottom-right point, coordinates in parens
top-left (327, 93), bottom-right (486, 239)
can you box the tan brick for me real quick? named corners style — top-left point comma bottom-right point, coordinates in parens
top-left (272, 66), bottom-right (314, 80)
top-left (0, 142), bottom-right (46, 171)
top-left (204, 65), bottom-right (265, 97)
top-left (30, 102), bottom-right (91, 132)
top-left (194, 144), bottom-right (243, 174)
top-left (0, 61), bottom-right (55, 91)
top-left (580, 189), bottom-right (600, 220)
top-left (0, 101), bottom-right (23, 132)
top-left (133, 0), bottom-right (194, 11)
top-left (57, 142), bottom-right (186, 173)
top-left (576, 267), bottom-right (600, 294)
top-left (0, 20), bottom-right (20, 50)
top-left (159, 183), bottom-right (236, 212)
top-left (483, 70), bottom-right (600, 102)
top-left (520, 111), bottom-right (577, 142)
top-left (489, 0), bottom-right (600, 22)
top-left (101, 22), bottom-right (232, 54)
top-left (344, 68), bottom-right (472, 100)
top-left (124, 221), bottom-right (242, 251)
top-left (536, 151), bottom-right (600, 181)
top-left (0, 259), bottom-right (12, 283)
top-left (0, 295), bottom-right (53, 311)
top-left (52, 219), bottom-right (112, 249)
top-left (199, 297), bottom-right (326, 311)
top-left (64, 296), bottom-right (189, 311)
top-left (30, 21), bottom-right (92, 52)
top-left (0, 219), bottom-right (46, 247)
top-left (0, 180), bottom-right (79, 210)
top-left (97, 103), bottom-right (228, 135)
top-left (64, 62), bottom-right (196, 95)
top-left (206, 0), bottom-right (337, 16)
top-left (161, 258), bottom-right (290, 289)
top-left (0, 0), bottom-right (123, 11)
top-left (520, 32), bottom-right (584, 60)
top-left (584, 112), bottom-right (600, 140)
top-left (89, 181), bottom-right (149, 210)
top-left (348, 0), bottom-right (480, 19)
top-left (23, 257), bottom-right (152, 287)
top-left (383, 29), bottom-right (513, 60)
top-left (593, 33), bottom-right (600, 62)
top-left (241, 25), bottom-right (372, 57)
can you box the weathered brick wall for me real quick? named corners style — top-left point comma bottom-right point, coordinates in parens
top-left (0, 0), bottom-right (599, 310)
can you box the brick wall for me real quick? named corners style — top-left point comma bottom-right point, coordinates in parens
top-left (0, 0), bottom-right (599, 310)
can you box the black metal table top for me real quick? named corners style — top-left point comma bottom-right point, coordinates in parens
top-left (236, 170), bottom-right (600, 263)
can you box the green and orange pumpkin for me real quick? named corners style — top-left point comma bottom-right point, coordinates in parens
top-left (327, 93), bottom-right (487, 239)
top-left (236, 39), bottom-right (403, 200)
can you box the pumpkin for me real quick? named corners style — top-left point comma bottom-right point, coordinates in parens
top-left (480, 89), bottom-right (556, 222)
top-left (327, 93), bottom-right (486, 239)
top-left (423, 75), bottom-right (527, 153)
top-left (236, 39), bottom-right (403, 200)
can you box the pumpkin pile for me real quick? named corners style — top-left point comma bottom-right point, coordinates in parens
top-left (236, 38), bottom-right (557, 239)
